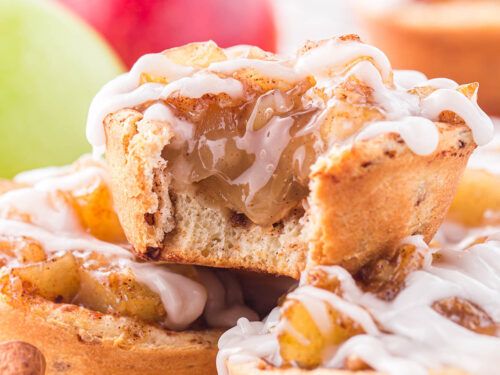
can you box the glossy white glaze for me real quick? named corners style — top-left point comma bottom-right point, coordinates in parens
top-left (421, 88), bottom-right (493, 145)
top-left (357, 116), bottom-right (439, 155)
top-left (86, 37), bottom-right (495, 161)
top-left (218, 233), bottom-right (500, 374)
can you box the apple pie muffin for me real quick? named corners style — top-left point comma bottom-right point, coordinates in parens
top-left (87, 35), bottom-right (493, 278)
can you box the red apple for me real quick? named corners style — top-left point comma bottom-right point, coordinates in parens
top-left (57, 0), bottom-right (276, 68)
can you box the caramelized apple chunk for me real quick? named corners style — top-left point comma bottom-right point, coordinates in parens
top-left (3, 239), bottom-right (204, 324)
top-left (0, 238), bottom-right (183, 324)
top-left (279, 298), bottom-right (362, 368)
top-left (7, 251), bottom-right (170, 323)
top-left (355, 244), bottom-right (424, 301)
top-left (75, 267), bottom-right (166, 323)
top-left (67, 181), bottom-right (127, 243)
top-left (278, 270), bottom-right (362, 369)
top-left (303, 267), bottom-right (342, 294)
top-left (12, 252), bottom-right (80, 302)
top-left (433, 297), bottom-right (499, 336)
top-left (0, 237), bottom-right (46, 267)
top-left (163, 41), bottom-right (227, 68)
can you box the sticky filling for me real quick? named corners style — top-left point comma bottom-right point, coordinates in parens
top-left (159, 80), bottom-right (323, 226)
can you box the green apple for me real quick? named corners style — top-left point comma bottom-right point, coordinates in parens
top-left (0, 0), bottom-right (124, 177)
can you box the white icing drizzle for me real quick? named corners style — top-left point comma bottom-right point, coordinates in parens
top-left (142, 103), bottom-right (194, 149)
top-left (294, 39), bottom-right (392, 81)
top-left (343, 61), bottom-right (416, 119)
top-left (421, 88), bottom-right (494, 146)
top-left (0, 160), bottom-right (256, 330)
top-left (357, 116), bottom-right (439, 156)
top-left (86, 52), bottom-right (195, 154)
top-left (88, 83), bottom-right (165, 156)
top-left (14, 165), bottom-right (73, 185)
top-left (218, 233), bottom-right (500, 375)
top-left (0, 188), bottom-right (83, 235)
top-left (142, 102), bottom-right (173, 122)
top-left (393, 70), bottom-right (427, 89)
top-left (0, 219), bottom-right (131, 259)
top-left (217, 308), bottom-right (281, 375)
top-left (130, 263), bottom-right (207, 330)
top-left (160, 73), bottom-right (244, 99)
top-left (86, 36), bottom-right (494, 161)
top-left (420, 78), bottom-right (458, 90)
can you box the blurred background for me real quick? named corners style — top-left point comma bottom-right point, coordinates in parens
top-left (1, 0), bottom-right (499, 177)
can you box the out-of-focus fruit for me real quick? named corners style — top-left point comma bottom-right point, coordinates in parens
top-left (68, 181), bottom-right (126, 243)
top-left (447, 169), bottom-right (500, 227)
top-left (12, 252), bottom-right (80, 302)
top-left (57, 0), bottom-right (276, 68)
top-left (0, 0), bottom-right (123, 178)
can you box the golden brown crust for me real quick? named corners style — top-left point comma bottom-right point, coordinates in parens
top-left (0, 291), bottom-right (219, 375)
top-left (105, 107), bottom-right (474, 278)
top-left (104, 109), bottom-right (173, 254)
top-left (227, 360), bottom-right (469, 375)
top-left (309, 122), bottom-right (473, 271)
top-left (356, 1), bottom-right (500, 115)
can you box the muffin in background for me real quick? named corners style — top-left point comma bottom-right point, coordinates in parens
top-left (355, 0), bottom-right (500, 115)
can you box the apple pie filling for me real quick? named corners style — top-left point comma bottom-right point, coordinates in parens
top-left (158, 79), bottom-right (323, 226)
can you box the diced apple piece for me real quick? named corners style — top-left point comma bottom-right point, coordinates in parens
top-left (139, 73), bottom-right (168, 85)
top-left (356, 244), bottom-right (423, 301)
top-left (12, 252), bottom-right (80, 302)
top-left (0, 237), bottom-right (45, 268)
top-left (433, 297), bottom-right (499, 336)
top-left (70, 181), bottom-right (127, 243)
top-left (457, 82), bottom-right (479, 99)
top-left (75, 268), bottom-right (166, 323)
top-left (447, 169), bottom-right (500, 227)
top-left (15, 239), bottom-right (47, 264)
top-left (278, 298), bottom-right (362, 368)
top-left (108, 270), bottom-right (167, 322)
top-left (163, 41), bottom-right (227, 68)
top-left (74, 268), bottom-right (117, 313)
top-left (304, 267), bottom-right (341, 293)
